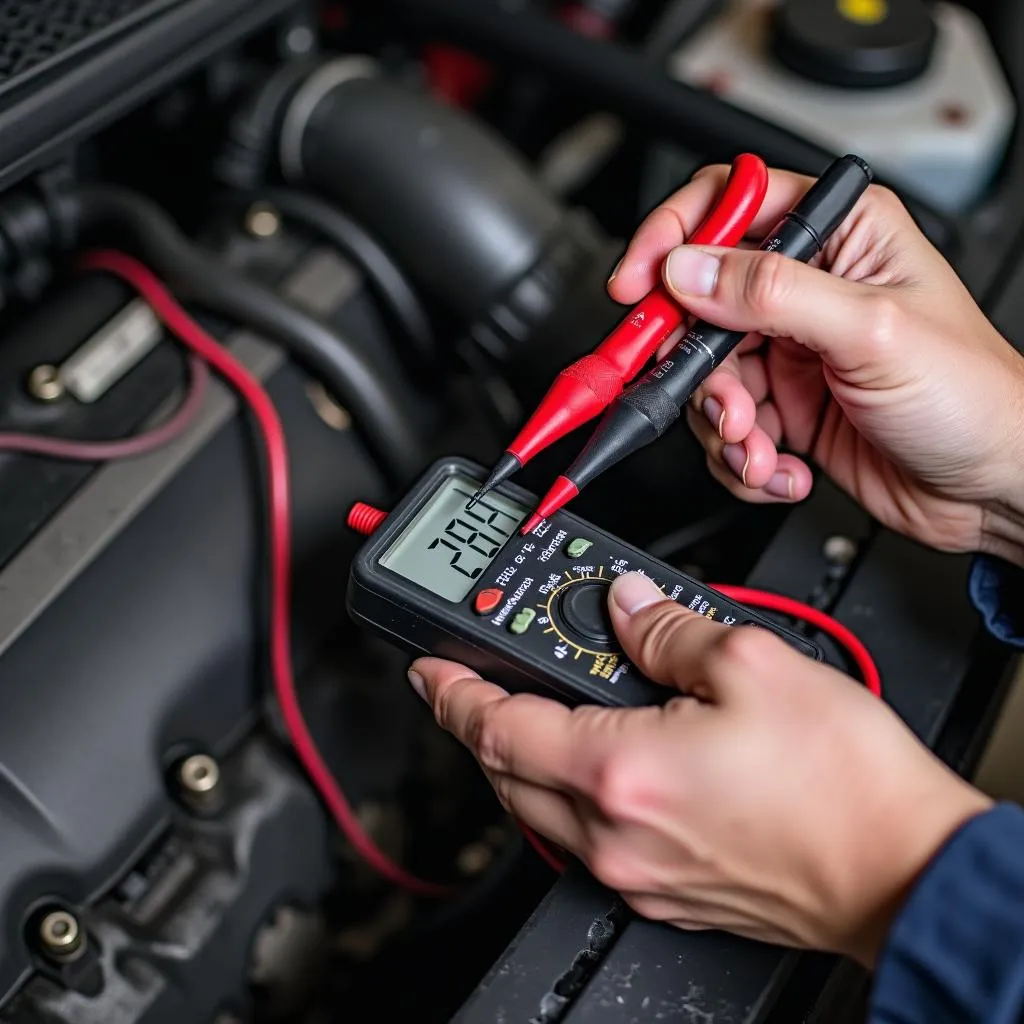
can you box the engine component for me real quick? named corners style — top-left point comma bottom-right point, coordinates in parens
top-left (0, 739), bottom-right (333, 1024)
top-left (0, 0), bottom-right (301, 193)
top-left (772, 0), bottom-right (938, 89)
top-left (362, 0), bottom-right (956, 248)
top-left (277, 56), bottom-right (570, 326)
top-left (669, 1), bottom-right (1015, 212)
top-left (71, 183), bottom-right (426, 487)
top-left (0, 228), bottom-right (403, 1017)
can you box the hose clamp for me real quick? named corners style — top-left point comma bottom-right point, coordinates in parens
top-left (279, 56), bottom-right (380, 183)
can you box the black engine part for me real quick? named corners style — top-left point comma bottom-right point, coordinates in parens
top-left (772, 0), bottom-right (938, 89)
top-left (0, 738), bottom-right (332, 1024)
top-left (277, 57), bottom-right (568, 325)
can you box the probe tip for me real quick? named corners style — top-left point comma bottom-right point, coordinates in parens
top-left (521, 512), bottom-right (544, 535)
top-left (522, 475), bottom-right (580, 533)
top-left (473, 452), bottom-right (524, 507)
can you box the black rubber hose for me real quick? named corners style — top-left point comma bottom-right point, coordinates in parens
top-left (71, 184), bottom-right (425, 487)
top-left (364, 0), bottom-right (956, 251)
top-left (256, 188), bottom-right (436, 365)
top-left (280, 62), bottom-right (565, 323)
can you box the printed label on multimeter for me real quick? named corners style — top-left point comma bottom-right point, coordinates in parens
top-left (347, 459), bottom-right (823, 709)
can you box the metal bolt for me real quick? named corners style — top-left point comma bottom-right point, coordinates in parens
top-left (244, 202), bottom-right (281, 239)
top-left (179, 754), bottom-right (220, 797)
top-left (285, 25), bottom-right (315, 55)
top-left (27, 365), bottom-right (64, 402)
top-left (823, 535), bottom-right (858, 567)
top-left (38, 910), bottom-right (83, 959)
top-left (456, 842), bottom-right (494, 876)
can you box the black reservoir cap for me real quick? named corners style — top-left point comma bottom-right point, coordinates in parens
top-left (772, 0), bottom-right (937, 90)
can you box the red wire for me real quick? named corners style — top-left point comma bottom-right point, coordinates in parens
top-left (519, 586), bottom-right (882, 876)
top-left (78, 250), bottom-right (452, 898)
top-left (709, 585), bottom-right (883, 699)
top-left (75, 252), bottom-right (880, 889)
top-left (521, 824), bottom-right (569, 873)
top-left (0, 357), bottom-right (209, 461)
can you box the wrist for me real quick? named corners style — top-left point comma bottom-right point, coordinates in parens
top-left (981, 501), bottom-right (1024, 569)
top-left (981, 346), bottom-right (1024, 567)
top-left (843, 781), bottom-right (993, 970)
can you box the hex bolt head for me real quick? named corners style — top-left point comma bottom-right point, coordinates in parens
top-left (27, 365), bottom-right (64, 402)
top-left (244, 202), bottom-right (281, 239)
top-left (38, 910), bottom-right (83, 960)
top-left (179, 754), bottom-right (220, 797)
top-left (823, 535), bottom-right (858, 567)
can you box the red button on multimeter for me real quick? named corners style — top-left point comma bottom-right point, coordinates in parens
top-left (346, 458), bottom-right (823, 708)
top-left (473, 588), bottom-right (504, 615)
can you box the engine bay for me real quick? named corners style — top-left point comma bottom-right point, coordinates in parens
top-left (0, 1), bottom-right (1022, 1021)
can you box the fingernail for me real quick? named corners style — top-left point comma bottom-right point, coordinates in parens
top-left (665, 247), bottom-right (720, 296)
top-left (611, 571), bottom-right (664, 615)
top-left (765, 471), bottom-right (795, 500)
top-left (407, 669), bottom-right (427, 702)
top-left (703, 396), bottom-right (725, 437)
top-left (607, 257), bottom-right (623, 285)
top-left (722, 443), bottom-right (749, 487)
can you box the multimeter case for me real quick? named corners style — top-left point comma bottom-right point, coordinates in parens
top-left (347, 457), bottom-right (823, 709)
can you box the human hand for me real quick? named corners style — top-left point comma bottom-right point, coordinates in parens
top-left (409, 572), bottom-right (991, 966)
top-left (610, 167), bottom-right (1024, 565)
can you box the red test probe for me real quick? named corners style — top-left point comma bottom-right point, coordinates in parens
top-left (470, 154), bottom-right (769, 505)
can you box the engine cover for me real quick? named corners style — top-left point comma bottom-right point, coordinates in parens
top-left (0, 236), bottom-right (399, 1019)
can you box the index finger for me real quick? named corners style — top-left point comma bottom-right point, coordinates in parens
top-left (410, 656), bottom-right (584, 792)
top-left (609, 167), bottom-right (816, 304)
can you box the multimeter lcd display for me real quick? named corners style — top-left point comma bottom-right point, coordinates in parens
top-left (380, 475), bottom-right (528, 602)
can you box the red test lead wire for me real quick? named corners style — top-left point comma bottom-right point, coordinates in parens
top-left (472, 154), bottom-right (769, 503)
top-left (79, 250), bottom-right (453, 899)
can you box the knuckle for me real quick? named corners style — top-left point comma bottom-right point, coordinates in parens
top-left (861, 293), bottom-right (903, 358)
top-left (691, 163), bottom-right (729, 182)
top-left (491, 773), bottom-right (515, 815)
top-left (588, 843), bottom-right (642, 893)
top-left (471, 700), bottom-right (510, 772)
top-left (635, 602), bottom-right (689, 673)
top-left (744, 252), bottom-right (794, 316)
top-left (707, 625), bottom-right (779, 679)
top-left (623, 893), bottom-right (673, 922)
top-left (430, 675), bottom-right (467, 731)
top-left (592, 751), bottom-right (649, 823)
top-left (866, 184), bottom-right (905, 218)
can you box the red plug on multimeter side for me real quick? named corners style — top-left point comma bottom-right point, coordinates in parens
top-left (471, 154), bottom-right (770, 504)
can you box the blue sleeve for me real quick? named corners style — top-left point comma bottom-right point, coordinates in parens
top-left (969, 555), bottom-right (1024, 648)
top-left (871, 803), bottom-right (1024, 1024)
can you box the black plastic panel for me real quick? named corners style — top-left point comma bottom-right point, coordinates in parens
top-left (0, 1), bottom-right (170, 88)
top-left (0, 738), bottom-right (333, 1024)
top-left (0, 353), bottom-right (384, 1008)
top-left (0, 0), bottom-right (299, 191)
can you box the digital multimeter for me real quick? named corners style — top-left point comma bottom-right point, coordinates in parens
top-left (347, 457), bottom-right (822, 708)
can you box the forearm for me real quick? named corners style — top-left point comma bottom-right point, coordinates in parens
top-left (871, 803), bottom-right (1024, 1024)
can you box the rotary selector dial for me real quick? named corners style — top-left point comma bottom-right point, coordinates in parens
top-left (538, 567), bottom-right (665, 679)
top-left (557, 577), bottom-right (615, 646)
top-left (541, 569), bottom-right (616, 656)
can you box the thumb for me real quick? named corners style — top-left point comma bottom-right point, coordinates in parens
top-left (662, 244), bottom-right (897, 377)
top-left (607, 572), bottom-right (735, 702)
